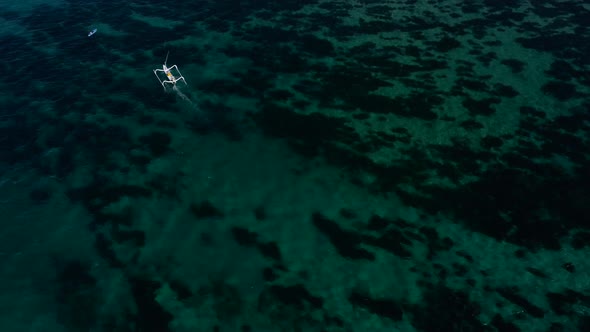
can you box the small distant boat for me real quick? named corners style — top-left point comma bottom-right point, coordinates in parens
top-left (88, 28), bottom-right (97, 37)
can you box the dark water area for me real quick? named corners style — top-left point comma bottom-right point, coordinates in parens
top-left (0, 0), bottom-right (589, 331)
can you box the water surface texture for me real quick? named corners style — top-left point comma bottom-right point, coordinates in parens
top-left (1, 0), bottom-right (589, 331)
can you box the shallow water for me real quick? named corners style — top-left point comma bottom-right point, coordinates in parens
top-left (1, 1), bottom-right (589, 331)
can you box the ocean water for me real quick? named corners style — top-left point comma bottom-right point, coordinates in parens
top-left (0, 0), bottom-right (589, 331)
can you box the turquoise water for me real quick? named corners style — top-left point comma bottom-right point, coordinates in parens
top-left (1, 0), bottom-right (589, 331)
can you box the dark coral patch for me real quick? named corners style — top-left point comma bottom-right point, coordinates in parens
top-left (497, 287), bottom-right (545, 318)
top-left (480, 136), bottom-right (504, 149)
top-left (462, 97), bottom-right (499, 116)
top-left (139, 131), bottom-right (172, 157)
top-left (257, 242), bottom-right (282, 261)
top-left (410, 285), bottom-right (488, 332)
top-left (190, 201), bottom-right (224, 219)
top-left (462, 98), bottom-right (500, 115)
top-left (231, 226), bottom-right (258, 246)
top-left (252, 103), bottom-right (359, 157)
top-left (571, 231), bottom-right (590, 249)
top-left (358, 93), bottom-right (441, 120)
top-left (55, 261), bottom-right (99, 331)
top-left (268, 284), bottom-right (323, 309)
top-left (312, 213), bottom-right (375, 260)
top-left (363, 228), bottom-right (413, 258)
top-left (546, 60), bottom-right (578, 81)
top-left (129, 276), bottom-right (173, 332)
top-left (434, 36), bottom-right (461, 52)
top-left (493, 83), bottom-right (519, 97)
top-left (541, 81), bottom-right (577, 101)
top-left (460, 119), bottom-right (484, 130)
top-left (348, 292), bottom-right (403, 321)
top-left (254, 206), bottom-right (267, 220)
top-left (30, 186), bottom-right (52, 203)
top-left (500, 59), bottom-right (525, 73)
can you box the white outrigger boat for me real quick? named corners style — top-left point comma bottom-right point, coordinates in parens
top-left (153, 51), bottom-right (187, 89)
